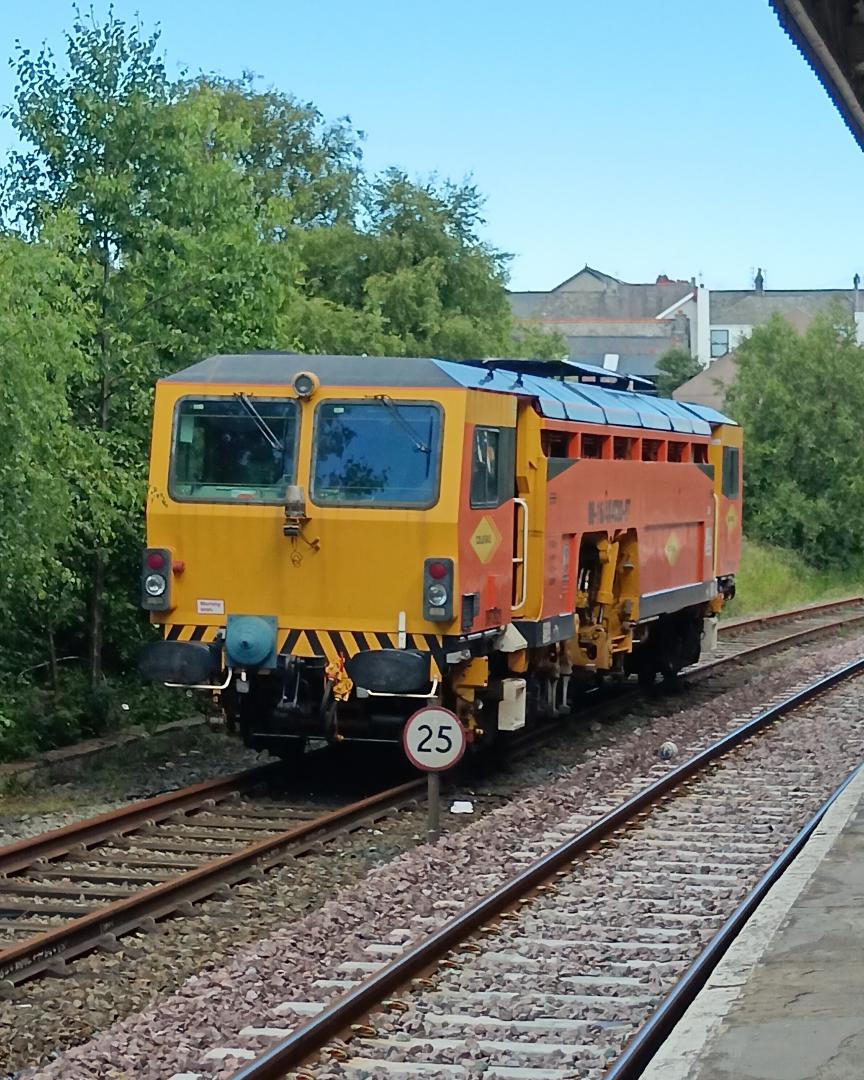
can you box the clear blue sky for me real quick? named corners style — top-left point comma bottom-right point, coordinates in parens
top-left (1, 0), bottom-right (861, 291)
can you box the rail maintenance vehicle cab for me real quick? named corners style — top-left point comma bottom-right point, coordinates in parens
top-left (139, 353), bottom-right (742, 758)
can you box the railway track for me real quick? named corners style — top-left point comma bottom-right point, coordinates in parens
top-left (0, 774), bottom-right (424, 990)
top-left (1, 596), bottom-right (862, 999)
top-left (227, 658), bottom-right (864, 1080)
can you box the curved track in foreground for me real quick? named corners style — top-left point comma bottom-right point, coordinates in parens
top-left (1, 596), bottom-right (863, 995)
top-left (229, 660), bottom-right (864, 1080)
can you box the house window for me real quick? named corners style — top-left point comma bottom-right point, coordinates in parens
top-left (710, 329), bottom-right (730, 358)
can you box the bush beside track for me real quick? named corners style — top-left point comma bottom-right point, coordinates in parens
top-left (722, 539), bottom-right (864, 619)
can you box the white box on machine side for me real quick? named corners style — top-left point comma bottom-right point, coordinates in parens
top-left (498, 677), bottom-right (527, 731)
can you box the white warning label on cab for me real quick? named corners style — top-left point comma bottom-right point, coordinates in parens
top-left (196, 599), bottom-right (225, 615)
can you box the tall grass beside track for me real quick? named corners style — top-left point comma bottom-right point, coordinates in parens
top-left (723, 539), bottom-right (863, 618)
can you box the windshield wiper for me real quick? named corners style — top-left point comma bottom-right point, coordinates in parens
top-left (374, 394), bottom-right (430, 454)
top-left (235, 393), bottom-right (282, 450)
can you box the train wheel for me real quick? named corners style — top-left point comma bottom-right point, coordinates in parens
top-left (637, 668), bottom-right (657, 689)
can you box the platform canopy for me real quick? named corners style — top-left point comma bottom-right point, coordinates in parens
top-left (771, 1), bottom-right (864, 151)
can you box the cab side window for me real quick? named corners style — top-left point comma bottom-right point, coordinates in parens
top-left (722, 446), bottom-right (740, 498)
top-left (471, 427), bottom-right (500, 507)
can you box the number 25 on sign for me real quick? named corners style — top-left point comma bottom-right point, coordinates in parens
top-left (402, 705), bottom-right (466, 771)
top-left (402, 706), bottom-right (467, 837)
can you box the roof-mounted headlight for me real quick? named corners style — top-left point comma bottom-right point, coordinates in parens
top-left (293, 371), bottom-right (319, 399)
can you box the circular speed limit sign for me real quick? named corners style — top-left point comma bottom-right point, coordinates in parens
top-left (402, 706), bottom-right (467, 772)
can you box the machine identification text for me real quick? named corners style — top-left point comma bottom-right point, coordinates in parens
top-left (588, 498), bottom-right (631, 525)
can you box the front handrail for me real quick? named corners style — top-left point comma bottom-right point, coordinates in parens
top-left (165, 667), bottom-right (233, 691)
top-left (512, 498), bottom-right (529, 612)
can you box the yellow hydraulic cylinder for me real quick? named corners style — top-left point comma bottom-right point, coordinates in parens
top-left (596, 539), bottom-right (620, 607)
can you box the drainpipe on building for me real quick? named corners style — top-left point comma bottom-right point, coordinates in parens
top-left (697, 284), bottom-right (711, 368)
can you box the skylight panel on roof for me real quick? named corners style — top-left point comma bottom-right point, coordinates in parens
top-left (546, 381), bottom-right (607, 424)
top-left (630, 394), bottom-right (706, 434)
top-left (517, 375), bottom-right (568, 419)
top-left (576, 384), bottom-right (647, 429)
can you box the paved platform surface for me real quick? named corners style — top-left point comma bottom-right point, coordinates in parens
top-left (643, 763), bottom-right (864, 1080)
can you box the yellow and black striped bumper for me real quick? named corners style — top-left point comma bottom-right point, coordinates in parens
top-left (162, 625), bottom-right (444, 679)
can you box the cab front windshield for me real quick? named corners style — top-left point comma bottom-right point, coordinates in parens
top-left (171, 397), bottom-right (298, 502)
top-left (312, 400), bottom-right (442, 507)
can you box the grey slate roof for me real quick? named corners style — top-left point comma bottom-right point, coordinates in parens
top-left (165, 352), bottom-right (734, 434)
top-left (510, 283), bottom-right (693, 321)
top-left (509, 266), bottom-right (693, 321)
top-left (710, 290), bottom-right (856, 328)
top-left (562, 334), bottom-right (677, 378)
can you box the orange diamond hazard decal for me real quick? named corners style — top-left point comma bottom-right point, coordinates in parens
top-left (470, 515), bottom-right (502, 564)
top-left (664, 532), bottom-right (681, 566)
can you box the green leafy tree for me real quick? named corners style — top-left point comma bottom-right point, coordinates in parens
top-left (363, 170), bottom-right (511, 355)
top-left (0, 8), bottom-right (564, 749)
top-left (727, 310), bottom-right (864, 566)
top-left (2, 14), bottom-right (308, 683)
top-left (653, 346), bottom-right (702, 397)
top-left (0, 231), bottom-right (85, 672)
top-left (513, 321), bottom-right (568, 361)
top-left (188, 74), bottom-right (363, 225)
top-left (300, 170), bottom-right (564, 359)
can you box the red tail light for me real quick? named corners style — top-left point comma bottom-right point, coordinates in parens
top-left (423, 557), bottom-right (454, 621)
top-left (142, 548), bottom-right (173, 612)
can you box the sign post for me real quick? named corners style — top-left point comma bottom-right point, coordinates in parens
top-left (402, 705), bottom-right (467, 838)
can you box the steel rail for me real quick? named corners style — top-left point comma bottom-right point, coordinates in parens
top-left (694, 606), bottom-right (864, 678)
top-left (720, 593), bottom-right (864, 632)
top-left (230, 656), bottom-right (864, 1080)
top-left (0, 762), bottom-right (280, 876)
top-left (603, 761), bottom-right (864, 1079)
top-left (3, 591), bottom-right (859, 876)
top-left (0, 778), bottom-right (423, 989)
top-left (506, 602), bottom-right (864, 761)
top-left (1, 596), bottom-right (861, 992)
